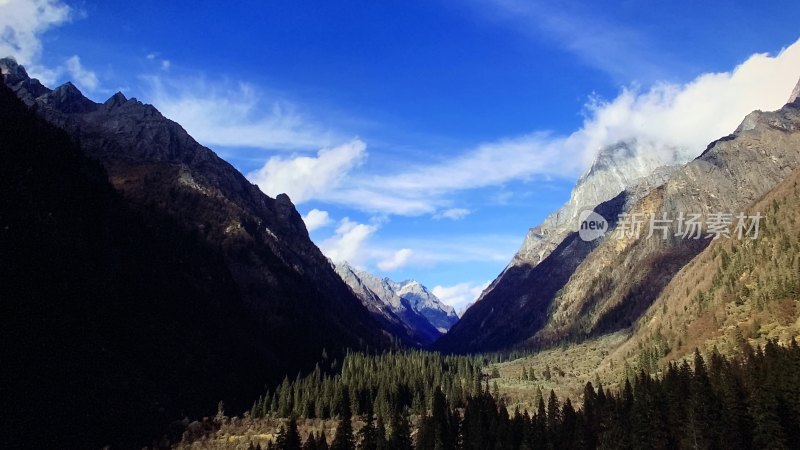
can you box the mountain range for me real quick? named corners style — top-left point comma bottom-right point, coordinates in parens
top-left (5, 51), bottom-right (800, 448)
top-left (335, 262), bottom-right (458, 346)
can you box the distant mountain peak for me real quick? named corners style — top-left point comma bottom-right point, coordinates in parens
top-left (0, 56), bottom-right (22, 77)
top-left (1, 56), bottom-right (50, 102)
top-left (42, 82), bottom-right (97, 114)
top-left (104, 91), bottom-right (128, 109)
top-left (334, 261), bottom-right (459, 342)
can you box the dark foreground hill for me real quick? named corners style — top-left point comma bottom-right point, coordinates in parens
top-left (0, 60), bottom-right (393, 448)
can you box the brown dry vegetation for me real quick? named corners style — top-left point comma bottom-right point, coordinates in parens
top-left (487, 333), bottom-right (627, 411)
top-left (176, 416), bottom-right (344, 450)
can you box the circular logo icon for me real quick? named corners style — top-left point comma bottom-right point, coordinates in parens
top-left (578, 210), bottom-right (608, 241)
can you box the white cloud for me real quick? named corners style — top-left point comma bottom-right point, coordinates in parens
top-left (372, 233), bottom-right (521, 268)
top-left (570, 42), bottom-right (800, 168)
top-left (433, 208), bottom-right (471, 220)
top-left (363, 132), bottom-right (577, 194)
top-left (313, 216), bottom-right (518, 273)
top-left (160, 59), bottom-right (171, 71)
top-left (311, 39), bottom-right (800, 216)
top-left (302, 209), bottom-right (332, 232)
top-left (319, 218), bottom-right (378, 266)
top-left (63, 55), bottom-right (98, 91)
top-left (432, 281), bottom-right (491, 314)
top-left (0, 1), bottom-right (101, 92)
top-left (247, 139), bottom-right (366, 203)
top-left (144, 75), bottom-right (338, 150)
top-left (322, 187), bottom-right (437, 216)
top-left (377, 248), bottom-right (413, 271)
top-left (0, 0), bottom-right (71, 84)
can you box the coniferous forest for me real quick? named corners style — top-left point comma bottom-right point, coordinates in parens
top-left (201, 340), bottom-right (800, 450)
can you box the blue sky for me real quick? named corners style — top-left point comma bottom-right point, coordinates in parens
top-left (3, 0), bottom-right (800, 310)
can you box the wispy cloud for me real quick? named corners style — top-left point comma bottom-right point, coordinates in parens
top-left (314, 211), bottom-right (520, 274)
top-left (432, 280), bottom-right (491, 314)
top-left (377, 248), bottom-right (413, 271)
top-left (0, 0), bottom-right (100, 92)
top-left (388, 234), bottom-right (521, 266)
top-left (319, 217), bottom-right (379, 267)
top-left (143, 75), bottom-right (339, 151)
top-left (247, 139), bottom-right (366, 203)
top-left (146, 52), bottom-right (171, 71)
top-left (472, 0), bottom-right (670, 82)
top-left (260, 38), bottom-right (800, 218)
top-left (0, 0), bottom-right (70, 84)
top-left (63, 55), bottom-right (98, 92)
top-left (302, 209), bottom-right (332, 232)
top-left (433, 208), bottom-right (471, 220)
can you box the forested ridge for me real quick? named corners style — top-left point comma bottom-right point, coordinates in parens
top-left (179, 341), bottom-right (800, 449)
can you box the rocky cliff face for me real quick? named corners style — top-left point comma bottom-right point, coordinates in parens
top-left (1, 57), bottom-right (393, 384)
top-left (334, 262), bottom-right (457, 346)
top-left (512, 140), bottom-right (686, 269)
top-left (437, 139), bottom-right (684, 352)
top-left (438, 86), bottom-right (800, 353)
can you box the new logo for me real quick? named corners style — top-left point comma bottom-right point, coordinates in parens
top-left (578, 210), bottom-right (608, 241)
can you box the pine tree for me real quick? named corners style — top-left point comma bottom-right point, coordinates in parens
top-left (581, 382), bottom-right (598, 449)
top-left (375, 415), bottom-right (388, 450)
top-left (332, 389), bottom-right (356, 450)
top-left (416, 409), bottom-right (434, 450)
top-left (358, 402), bottom-right (377, 450)
top-left (561, 398), bottom-right (577, 449)
top-left (431, 387), bottom-right (454, 450)
top-left (533, 396), bottom-right (547, 447)
top-left (302, 432), bottom-right (318, 450)
top-left (389, 409), bottom-right (412, 450)
top-left (318, 432), bottom-right (330, 450)
top-left (546, 390), bottom-right (561, 446)
top-left (285, 416), bottom-right (302, 450)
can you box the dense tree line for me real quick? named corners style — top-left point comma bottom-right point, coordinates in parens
top-left (251, 351), bottom-right (486, 423)
top-left (259, 340), bottom-right (800, 449)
